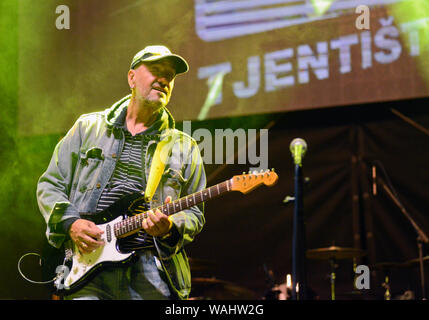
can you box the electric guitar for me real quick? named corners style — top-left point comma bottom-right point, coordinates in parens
top-left (49, 170), bottom-right (278, 294)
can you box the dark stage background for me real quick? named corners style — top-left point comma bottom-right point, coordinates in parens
top-left (1, 0), bottom-right (428, 300)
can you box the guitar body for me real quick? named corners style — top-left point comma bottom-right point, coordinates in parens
top-left (49, 192), bottom-right (148, 295)
top-left (61, 215), bottom-right (135, 293)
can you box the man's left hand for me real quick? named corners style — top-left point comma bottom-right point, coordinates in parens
top-left (142, 196), bottom-right (173, 237)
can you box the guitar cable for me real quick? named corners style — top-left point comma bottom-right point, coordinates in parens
top-left (17, 252), bottom-right (61, 285)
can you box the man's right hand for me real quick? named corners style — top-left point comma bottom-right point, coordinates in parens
top-left (69, 219), bottom-right (105, 254)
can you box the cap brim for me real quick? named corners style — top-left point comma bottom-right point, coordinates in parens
top-left (133, 54), bottom-right (189, 75)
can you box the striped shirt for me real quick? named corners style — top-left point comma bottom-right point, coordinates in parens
top-left (96, 130), bottom-right (148, 213)
top-left (97, 129), bottom-right (158, 250)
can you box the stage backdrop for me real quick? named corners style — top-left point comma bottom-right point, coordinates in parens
top-left (17, 0), bottom-right (429, 136)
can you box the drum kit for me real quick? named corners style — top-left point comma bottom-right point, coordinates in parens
top-left (306, 245), bottom-right (367, 300)
top-left (295, 246), bottom-right (427, 300)
top-left (188, 246), bottom-right (428, 300)
top-left (369, 254), bottom-right (429, 300)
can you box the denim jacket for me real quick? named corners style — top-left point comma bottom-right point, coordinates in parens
top-left (37, 94), bottom-right (206, 299)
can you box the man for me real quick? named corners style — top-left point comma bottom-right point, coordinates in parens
top-left (37, 45), bottom-right (206, 300)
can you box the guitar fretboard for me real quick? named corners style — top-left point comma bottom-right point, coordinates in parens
top-left (114, 179), bottom-right (232, 238)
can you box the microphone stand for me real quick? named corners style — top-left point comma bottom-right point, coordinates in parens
top-left (288, 139), bottom-right (308, 300)
top-left (292, 162), bottom-right (308, 300)
top-left (377, 176), bottom-right (429, 299)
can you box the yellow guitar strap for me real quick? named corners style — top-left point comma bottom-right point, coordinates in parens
top-left (144, 133), bottom-right (176, 203)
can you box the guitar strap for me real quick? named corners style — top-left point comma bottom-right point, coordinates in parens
top-left (144, 130), bottom-right (177, 203)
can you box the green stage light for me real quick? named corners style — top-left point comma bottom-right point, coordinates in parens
top-left (310, 0), bottom-right (335, 17)
top-left (390, 0), bottom-right (429, 87)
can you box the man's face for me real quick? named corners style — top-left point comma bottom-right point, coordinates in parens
top-left (128, 59), bottom-right (176, 109)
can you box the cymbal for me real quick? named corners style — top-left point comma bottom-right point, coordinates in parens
top-left (371, 256), bottom-right (429, 271)
top-left (371, 261), bottom-right (404, 271)
top-left (191, 277), bottom-right (257, 300)
top-left (306, 246), bottom-right (366, 260)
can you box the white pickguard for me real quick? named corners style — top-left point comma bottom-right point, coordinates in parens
top-left (63, 216), bottom-right (134, 290)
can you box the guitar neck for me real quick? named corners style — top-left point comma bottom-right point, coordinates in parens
top-left (155, 179), bottom-right (232, 216)
top-left (115, 179), bottom-right (232, 238)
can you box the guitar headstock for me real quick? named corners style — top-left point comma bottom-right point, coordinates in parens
top-left (230, 169), bottom-right (278, 194)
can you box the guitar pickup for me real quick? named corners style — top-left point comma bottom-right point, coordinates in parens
top-left (106, 224), bottom-right (112, 243)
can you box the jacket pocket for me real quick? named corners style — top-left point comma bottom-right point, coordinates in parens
top-left (70, 147), bottom-right (105, 210)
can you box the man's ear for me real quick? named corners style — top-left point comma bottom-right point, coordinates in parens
top-left (128, 69), bottom-right (135, 88)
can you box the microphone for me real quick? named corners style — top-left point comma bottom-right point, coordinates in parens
top-left (290, 138), bottom-right (307, 165)
top-left (372, 164), bottom-right (377, 196)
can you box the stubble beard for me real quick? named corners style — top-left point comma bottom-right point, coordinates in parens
top-left (144, 96), bottom-right (166, 113)
top-left (134, 89), bottom-right (167, 112)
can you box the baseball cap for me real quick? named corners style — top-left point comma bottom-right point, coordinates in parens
top-left (130, 45), bottom-right (189, 75)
